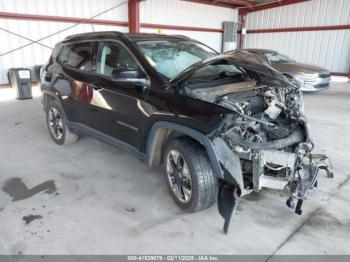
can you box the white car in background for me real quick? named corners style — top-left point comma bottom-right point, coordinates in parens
top-left (228, 49), bottom-right (331, 92)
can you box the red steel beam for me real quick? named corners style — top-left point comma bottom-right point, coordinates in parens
top-left (141, 23), bottom-right (223, 33)
top-left (239, 14), bottom-right (246, 48)
top-left (247, 24), bottom-right (350, 34)
top-left (212, 0), bottom-right (253, 7)
top-left (128, 0), bottom-right (143, 33)
top-left (182, 0), bottom-right (237, 9)
top-left (0, 11), bottom-right (129, 27)
top-left (239, 0), bottom-right (309, 15)
top-left (0, 11), bottom-right (223, 34)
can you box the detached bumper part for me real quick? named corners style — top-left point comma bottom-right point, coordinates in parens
top-left (285, 153), bottom-right (333, 215)
top-left (215, 145), bottom-right (333, 234)
top-left (218, 183), bottom-right (239, 234)
top-left (286, 197), bottom-right (303, 215)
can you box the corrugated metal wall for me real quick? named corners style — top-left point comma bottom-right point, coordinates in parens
top-left (0, 22), bottom-right (127, 84)
top-left (140, 0), bottom-right (238, 52)
top-left (0, 0), bottom-right (238, 84)
top-left (0, 0), bottom-right (128, 20)
top-left (0, 0), bottom-right (129, 84)
top-left (140, 0), bottom-right (236, 30)
top-left (141, 28), bottom-right (225, 53)
top-left (244, 0), bottom-right (350, 73)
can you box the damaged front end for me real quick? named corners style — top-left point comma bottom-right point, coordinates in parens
top-left (210, 83), bottom-right (333, 233)
top-left (173, 55), bottom-right (333, 233)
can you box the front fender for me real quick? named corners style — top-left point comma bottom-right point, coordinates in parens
top-left (146, 121), bottom-right (244, 191)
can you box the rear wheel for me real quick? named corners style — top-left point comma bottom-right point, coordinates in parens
top-left (163, 138), bottom-right (217, 212)
top-left (46, 101), bottom-right (78, 145)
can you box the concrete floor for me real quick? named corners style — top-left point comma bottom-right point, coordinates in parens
top-left (0, 82), bottom-right (349, 255)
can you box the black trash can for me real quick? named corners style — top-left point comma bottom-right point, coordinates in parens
top-left (7, 68), bottom-right (32, 100)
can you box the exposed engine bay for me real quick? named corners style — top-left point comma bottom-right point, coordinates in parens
top-left (183, 77), bottom-right (333, 233)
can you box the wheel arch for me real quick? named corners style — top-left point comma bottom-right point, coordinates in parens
top-left (41, 91), bottom-right (68, 118)
top-left (42, 92), bottom-right (56, 111)
top-left (145, 121), bottom-right (224, 180)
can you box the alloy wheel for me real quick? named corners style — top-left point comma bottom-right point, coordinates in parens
top-left (166, 150), bottom-right (192, 203)
top-left (48, 107), bottom-right (64, 140)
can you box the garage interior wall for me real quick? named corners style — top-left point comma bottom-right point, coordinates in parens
top-left (243, 0), bottom-right (350, 74)
top-left (0, 0), bottom-right (238, 85)
top-left (0, 0), bottom-right (129, 84)
top-left (140, 0), bottom-right (237, 52)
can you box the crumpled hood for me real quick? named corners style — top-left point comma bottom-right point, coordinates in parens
top-left (273, 62), bottom-right (329, 75)
top-left (227, 49), bottom-right (270, 66)
top-left (170, 54), bottom-right (296, 88)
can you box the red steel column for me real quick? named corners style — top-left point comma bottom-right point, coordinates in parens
top-left (239, 14), bottom-right (246, 49)
top-left (128, 0), bottom-right (142, 33)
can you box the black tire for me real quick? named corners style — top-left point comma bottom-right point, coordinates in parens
top-left (46, 101), bottom-right (78, 145)
top-left (163, 138), bottom-right (217, 212)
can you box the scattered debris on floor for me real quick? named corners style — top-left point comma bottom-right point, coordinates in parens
top-left (14, 121), bottom-right (23, 126)
top-left (242, 191), bottom-right (264, 201)
top-left (23, 214), bottom-right (43, 225)
top-left (2, 177), bottom-right (57, 201)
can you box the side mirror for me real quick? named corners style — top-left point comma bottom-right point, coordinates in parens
top-left (111, 68), bottom-right (150, 93)
top-left (112, 68), bottom-right (140, 80)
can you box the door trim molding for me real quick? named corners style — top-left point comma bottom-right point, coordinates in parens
top-left (68, 121), bottom-right (145, 161)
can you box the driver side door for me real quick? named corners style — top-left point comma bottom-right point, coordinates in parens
top-left (86, 40), bottom-right (149, 152)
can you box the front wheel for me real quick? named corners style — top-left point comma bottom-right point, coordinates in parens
top-left (46, 101), bottom-right (78, 145)
top-left (163, 138), bottom-right (217, 212)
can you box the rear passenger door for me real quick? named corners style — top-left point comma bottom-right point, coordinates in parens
top-left (56, 41), bottom-right (97, 125)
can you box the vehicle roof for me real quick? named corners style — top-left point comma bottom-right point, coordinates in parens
top-left (242, 48), bottom-right (277, 53)
top-left (127, 33), bottom-right (192, 41)
top-left (61, 31), bottom-right (192, 43)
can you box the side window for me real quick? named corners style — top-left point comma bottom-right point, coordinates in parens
top-left (96, 41), bottom-right (139, 77)
top-left (67, 42), bottom-right (95, 71)
top-left (57, 45), bottom-right (70, 64)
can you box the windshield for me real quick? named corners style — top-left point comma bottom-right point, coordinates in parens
top-left (136, 40), bottom-right (218, 79)
top-left (263, 52), bottom-right (295, 64)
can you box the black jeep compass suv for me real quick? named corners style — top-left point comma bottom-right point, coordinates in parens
top-left (41, 32), bottom-right (332, 233)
